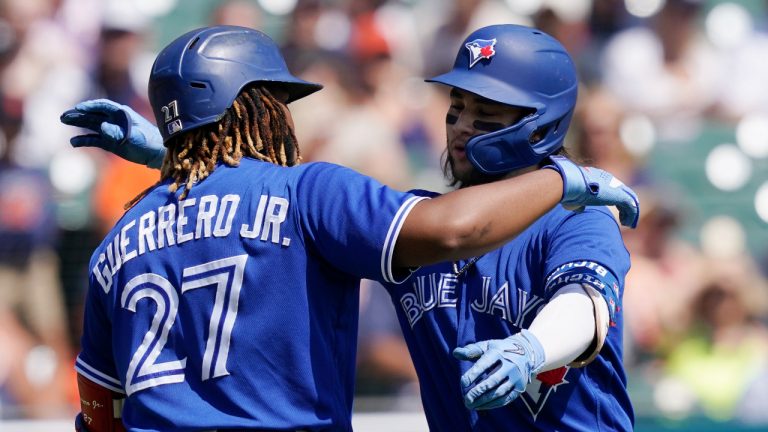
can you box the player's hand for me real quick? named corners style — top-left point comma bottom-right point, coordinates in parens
top-left (60, 99), bottom-right (166, 169)
top-left (453, 329), bottom-right (545, 410)
top-left (544, 155), bottom-right (640, 228)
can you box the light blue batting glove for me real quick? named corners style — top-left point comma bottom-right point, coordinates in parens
top-left (544, 155), bottom-right (640, 228)
top-left (60, 99), bottom-right (166, 169)
top-left (453, 329), bottom-right (545, 410)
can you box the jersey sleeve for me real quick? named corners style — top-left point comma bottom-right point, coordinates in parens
top-left (75, 271), bottom-right (124, 394)
top-left (294, 163), bottom-right (427, 284)
top-left (542, 208), bottom-right (630, 326)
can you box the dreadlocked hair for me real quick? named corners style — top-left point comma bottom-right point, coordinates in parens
top-left (125, 86), bottom-right (300, 209)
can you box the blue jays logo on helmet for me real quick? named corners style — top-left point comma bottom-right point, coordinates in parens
top-left (465, 38), bottom-right (496, 68)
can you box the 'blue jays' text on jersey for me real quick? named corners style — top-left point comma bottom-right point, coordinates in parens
top-left (75, 159), bottom-right (426, 431)
top-left (384, 200), bottom-right (633, 432)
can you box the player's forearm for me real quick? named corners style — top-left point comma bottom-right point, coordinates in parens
top-left (527, 284), bottom-right (599, 371)
top-left (393, 169), bottom-right (562, 267)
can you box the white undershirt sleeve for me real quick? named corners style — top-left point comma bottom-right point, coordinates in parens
top-left (527, 283), bottom-right (608, 372)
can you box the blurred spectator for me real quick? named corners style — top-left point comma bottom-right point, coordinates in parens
top-left (346, 0), bottom-right (390, 62)
top-left (572, 86), bottom-right (648, 185)
top-left (210, 0), bottom-right (263, 29)
top-left (578, 0), bottom-right (636, 83)
top-left (57, 3), bottom-right (159, 363)
top-left (423, 0), bottom-right (527, 77)
top-left (569, 86), bottom-right (710, 364)
top-left (532, 6), bottom-right (590, 61)
top-left (422, 0), bottom-right (482, 77)
top-left (660, 257), bottom-right (768, 421)
top-left (356, 280), bottom-right (419, 409)
top-left (588, 0), bottom-right (635, 42)
top-left (0, 308), bottom-right (74, 419)
top-left (0, 21), bottom-right (74, 416)
top-left (711, 4), bottom-right (768, 120)
top-left (90, 15), bottom-right (152, 111)
top-left (601, 0), bottom-right (722, 142)
top-left (281, 0), bottom-right (341, 72)
top-left (621, 186), bottom-right (707, 366)
top-left (85, 2), bottom-right (158, 232)
top-left (737, 358), bottom-right (768, 424)
top-left (1, 0), bottom-right (90, 168)
top-left (280, 0), bottom-right (444, 190)
top-left (90, 159), bottom-right (160, 232)
top-left (290, 52), bottom-right (413, 188)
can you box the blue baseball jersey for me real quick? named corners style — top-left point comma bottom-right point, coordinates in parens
top-left (75, 159), bottom-right (425, 431)
top-left (384, 200), bottom-right (633, 432)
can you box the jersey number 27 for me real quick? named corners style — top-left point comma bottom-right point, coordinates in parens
top-left (121, 254), bottom-right (247, 395)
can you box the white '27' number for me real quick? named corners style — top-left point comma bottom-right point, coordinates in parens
top-left (160, 100), bottom-right (179, 123)
top-left (121, 254), bottom-right (247, 395)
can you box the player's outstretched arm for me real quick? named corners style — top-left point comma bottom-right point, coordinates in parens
top-left (393, 160), bottom-right (639, 267)
top-left (60, 99), bottom-right (166, 169)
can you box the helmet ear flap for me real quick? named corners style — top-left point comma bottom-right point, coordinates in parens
top-left (466, 117), bottom-right (542, 175)
top-left (466, 104), bottom-right (575, 176)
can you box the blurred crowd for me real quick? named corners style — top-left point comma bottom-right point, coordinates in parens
top-left (1, 0), bottom-right (768, 426)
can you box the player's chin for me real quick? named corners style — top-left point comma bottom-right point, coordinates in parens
top-left (453, 164), bottom-right (504, 187)
top-left (449, 158), bottom-right (474, 183)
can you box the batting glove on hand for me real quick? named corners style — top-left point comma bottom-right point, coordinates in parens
top-left (453, 329), bottom-right (545, 410)
top-left (60, 99), bottom-right (166, 169)
top-left (544, 155), bottom-right (640, 228)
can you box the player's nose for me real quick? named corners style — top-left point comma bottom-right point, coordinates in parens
top-left (450, 113), bottom-right (476, 141)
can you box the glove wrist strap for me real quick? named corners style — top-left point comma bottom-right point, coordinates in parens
top-left (518, 329), bottom-right (546, 377)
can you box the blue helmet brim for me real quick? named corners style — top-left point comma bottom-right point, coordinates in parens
top-left (426, 70), bottom-right (546, 113)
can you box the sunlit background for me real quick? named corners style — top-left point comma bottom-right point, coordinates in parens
top-left (1, 0), bottom-right (768, 431)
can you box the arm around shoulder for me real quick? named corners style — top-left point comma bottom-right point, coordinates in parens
top-left (392, 157), bottom-right (640, 268)
top-left (392, 169), bottom-right (562, 267)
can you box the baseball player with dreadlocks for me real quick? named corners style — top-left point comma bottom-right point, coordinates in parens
top-left (61, 25), bottom-right (638, 431)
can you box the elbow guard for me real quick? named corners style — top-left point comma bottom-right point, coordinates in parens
top-left (568, 284), bottom-right (611, 368)
top-left (545, 260), bottom-right (622, 368)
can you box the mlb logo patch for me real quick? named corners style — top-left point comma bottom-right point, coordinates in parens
top-left (465, 38), bottom-right (497, 68)
top-left (168, 119), bottom-right (183, 135)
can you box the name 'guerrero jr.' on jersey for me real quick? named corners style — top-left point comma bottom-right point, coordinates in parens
top-left (91, 191), bottom-right (293, 294)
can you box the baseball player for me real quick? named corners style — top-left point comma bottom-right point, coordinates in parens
top-left (61, 26), bottom-right (638, 431)
top-left (378, 25), bottom-right (635, 431)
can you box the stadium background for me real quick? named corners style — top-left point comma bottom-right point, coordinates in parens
top-left (1, 0), bottom-right (768, 430)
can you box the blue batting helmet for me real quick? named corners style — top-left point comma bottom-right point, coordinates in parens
top-left (427, 24), bottom-right (578, 175)
top-left (149, 25), bottom-right (323, 143)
